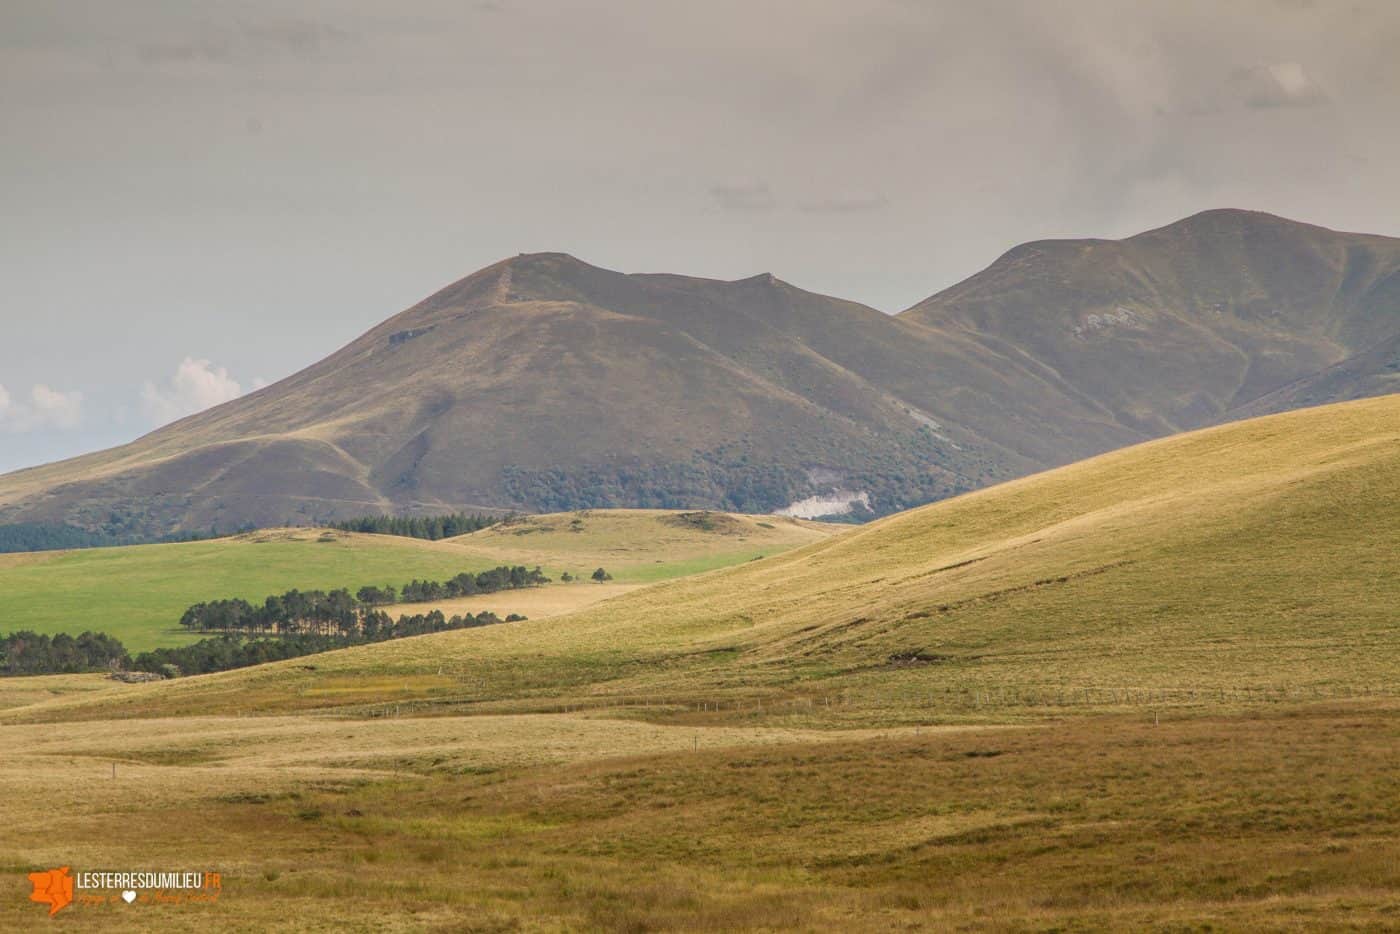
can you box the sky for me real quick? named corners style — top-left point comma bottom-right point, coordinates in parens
top-left (2, 0), bottom-right (1399, 472)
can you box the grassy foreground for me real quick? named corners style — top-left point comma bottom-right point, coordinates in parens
top-left (0, 396), bottom-right (1397, 929)
top-left (0, 701), bottom-right (1394, 930)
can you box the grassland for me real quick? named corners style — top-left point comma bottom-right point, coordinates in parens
top-left (445, 509), bottom-right (835, 583)
top-left (0, 511), bottom-right (831, 651)
top-left (0, 529), bottom-right (489, 652)
top-left (387, 582), bottom-right (643, 626)
top-left (0, 701), bottom-right (1393, 930)
top-left (0, 396), bottom-right (1397, 929)
top-left (21, 393), bottom-right (1396, 721)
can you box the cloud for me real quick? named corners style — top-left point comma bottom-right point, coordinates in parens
top-left (0, 383), bottom-right (84, 432)
top-left (1236, 62), bottom-right (1328, 109)
top-left (137, 20), bottom-right (351, 66)
top-left (709, 181), bottom-right (777, 213)
top-left (137, 38), bottom-right (232, 66)
top-left (242, 21), bottom-right (352, 54)
top-left (798, 194), bottom-right (888, 214)
top-left (141, 357), bottom-right (245, 426)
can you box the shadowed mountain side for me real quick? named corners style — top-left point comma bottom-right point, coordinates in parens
top-left (901, 209), bottom-right (1400, 435)
top-left (1228, 331), bottom-right (1400, 419)
top-left (0, 255), bottom-right (1113, 534)
top-left (2, 211), bottom-right (1398, 536)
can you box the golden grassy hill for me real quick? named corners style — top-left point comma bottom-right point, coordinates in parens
top-left (444, 508), bottom-right (835, 581)
top-left (16, 392), bottom-right (1397, 723)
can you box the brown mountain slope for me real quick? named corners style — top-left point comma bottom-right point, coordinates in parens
top-left (2, 211), bottom-right (1397, 537)
top-left (0, 255), bottom-right (1074, 534)
top-left (900, 209), bottom-right (1400, 435)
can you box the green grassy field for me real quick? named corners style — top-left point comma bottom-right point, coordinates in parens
top-left (0, 530), bottom-right (492, 652)
top-left (0, 512), bottom-right (832, 651)
top-left (0, 396), bottom-right (1397, 929)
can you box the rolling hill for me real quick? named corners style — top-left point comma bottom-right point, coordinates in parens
top-left (18, 391), bottom-right (1397, 721)
top-left (1, 210), bottom-right (1396, 536)
top-left (2, 396), bottom-right (1397, 931)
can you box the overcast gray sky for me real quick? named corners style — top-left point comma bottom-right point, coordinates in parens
top-left (2, 0), bottom-right (1398, 473)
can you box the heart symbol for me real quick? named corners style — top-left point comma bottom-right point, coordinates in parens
top-left (121, 890), bottom-right (136, 904)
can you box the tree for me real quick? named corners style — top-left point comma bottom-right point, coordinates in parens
top-left (591, 567), bottom-right (612, 582)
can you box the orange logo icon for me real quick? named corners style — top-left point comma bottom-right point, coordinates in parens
top-left (28, 866), bottom-right (74, 916)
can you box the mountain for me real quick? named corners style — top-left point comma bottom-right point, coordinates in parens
top-left (900, 208), bottom-right (1400, 434)
top-left (1, 210), bottom-right (1397, 536)
top-left (0, 255), bottom-right (1110, 535)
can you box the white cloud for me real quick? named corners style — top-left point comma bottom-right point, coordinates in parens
top-left (0, 382), bottom-right (84, 432)
top-left (798, 193), bottom-right (888, 215)
top-left (141, 357), bottom-right (245, 426)
top-left (1237, 62), bottom-right (1328, 109)
top-left (709, 180), bottom-right (777, 213)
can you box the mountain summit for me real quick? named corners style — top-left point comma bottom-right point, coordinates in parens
top-left (2, 210), bottom-right (1397, 536)
top-left (901, 209), bottom-right (1400, 435)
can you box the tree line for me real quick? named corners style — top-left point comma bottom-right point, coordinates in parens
top-left (1, 607), bottom-right (532, 679)
top-left (0, 631), bottom-right (129, 675)
top-left (178, 565), bottom-right (549, 636)
top-left (1, 565), bottom-right (548, 678)
top-left (329, 512), bottom-right (503, 540)
top-left (0, 521), bottom-right (223, 555)
top-left (0, 510), bottom-right (502, 556)
top-left (133, 608), bottom-right (522, 677)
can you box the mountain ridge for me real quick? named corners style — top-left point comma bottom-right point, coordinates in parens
top-left (2, 209), bottom-right (1397, 536)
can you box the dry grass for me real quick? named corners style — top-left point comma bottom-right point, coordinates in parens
top-left (0, 672), bottom-right (113, 712)
top-left (0, 701), bottom-right (1394, 930)
top-left (2, 396), bottom-right (1398, 928)
top-left (446, 509), bottom-right (838, 583)
top-left (387, 581), bottom-right (642, 624)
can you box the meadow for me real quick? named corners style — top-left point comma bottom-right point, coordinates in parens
top-left (0, 511), bottom-right (831, 651)
top-left (0, 396), bottom-right (1397, 929)
top-left (444, 510), bottom-right (836, 584)
top-left (0, 529), bottom-right (485, 651)
top-left (0, 699), bottom-right (1393, 930)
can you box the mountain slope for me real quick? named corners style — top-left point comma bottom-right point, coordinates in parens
top-left (0, 255), bottom-right (1094, 534)
top-left (20, 392), bottom-right (1399, 722)
top-left (901, 209), bottom-right (1400, 435)
top-left (1, 210), bottom-right (1398, 536)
